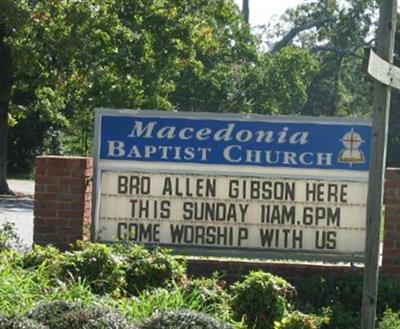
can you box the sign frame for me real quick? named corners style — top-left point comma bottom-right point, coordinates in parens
top-left (93, 108), bottom-right (371, 263)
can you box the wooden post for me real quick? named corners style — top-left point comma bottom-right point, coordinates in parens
top-left (361, 1), bottom-right (397, 328)
top-left (242, 0), bottom-right (249, 23)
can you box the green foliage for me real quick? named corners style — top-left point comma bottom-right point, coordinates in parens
top-left (4, 0), bottom-right (325, 173)
top-left (230, 271), bottom-right (294, 329)
top-left (319, 304), bottom-right (359, 329)
top-left (263, 47), bottom-right (319, 114)
top-left (181, 276), bottom-right (231, 317)
top-left (28, 301), bottom-right (138, 329)
top-left (274, 311), bottom-right (326, 329)
top-left (117, 243), bottom-right (185, 295)
top-left (27, 300), bottom-right (82, 327)
top-left (377, 276), bottom-right (400, 316)
top-left (377, 309), bottom-right (400, 329)
top-left (60, 241), bottom-right (125, 294)
top-left (140, 309), bottom-right (234, 329)
top-left (0, 222), bottom-right (22, 250)
top-left (22, 245), bottom-right (61, 270)
top-left (0, 315), bottom-right (46, 329)
top-left (44, 304), bottom-right (138, 329)
top-left (0, 256), bottom-right (53, 315)
top-left (294, 273), bottom-right (363, 314)
top-left (267, 0), bottom-right (376, 117)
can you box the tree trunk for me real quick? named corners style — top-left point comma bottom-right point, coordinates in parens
top-left (0, 31), bottom-right (13, 195)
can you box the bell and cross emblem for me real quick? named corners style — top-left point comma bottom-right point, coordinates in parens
top-left (337, 128), bottom-right (366, 165)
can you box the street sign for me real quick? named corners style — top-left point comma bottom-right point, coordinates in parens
top-left (367, 48), bottom-right (400, 90)
top-left (93, 109), bottom-right (371, 261)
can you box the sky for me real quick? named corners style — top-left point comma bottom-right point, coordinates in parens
top-left (233, 0), bottom-right (304, 26)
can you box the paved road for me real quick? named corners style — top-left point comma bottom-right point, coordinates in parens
top-left (0, 180), bottom-right (34, 248)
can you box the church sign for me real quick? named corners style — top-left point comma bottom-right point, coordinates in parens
top-left (93, 109), bottom-right (371, 260)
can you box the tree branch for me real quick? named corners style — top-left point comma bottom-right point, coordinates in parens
top-left (311, 45), bottom-right (363, 58)
top-left (271, 17), bottom-right (334, 54)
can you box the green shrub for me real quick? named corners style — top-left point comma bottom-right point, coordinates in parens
top-left (230, 271), bottom-right (294, 329)
top-left (60, 241), bottom-right (125, 294)
top-left (0, 222), bottom-right (22, 251)
top-left (22, 245), bottom-right (62, 270)
top-left (377, 277), bottom-right (400, 316)
top-left (377, 309), bottom-right (400, 329)
top-left (27, 300), bottom-right (81, 326)
top-left (120, 244), bottom-right (186, 295)
top-left (274, 311), bottom-right (325, 329)
top-left (139, 309), bottom-right (234, 329)
top-left (181, 276), bottom-right (231, 316)
top-left (320, 304), bottom-right (359, 329)
top-left (0, 248), bottom-right (24, 268)
top-left (28, 301), bottom-right (138, 329)
top-left (0, 314), bottom-right (46, 329)
top-left (51, 305), bottom-right (138, 329)
top-left (294, 273), bottom-right (362, 314)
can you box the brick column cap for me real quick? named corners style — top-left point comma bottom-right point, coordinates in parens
top-left (36, 155), bottom-right (90, 160)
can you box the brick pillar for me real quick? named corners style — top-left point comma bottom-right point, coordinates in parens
top-left (382, 168), bottom-right (400, 274)
top-left (34, 156), bottom-right (93, 250)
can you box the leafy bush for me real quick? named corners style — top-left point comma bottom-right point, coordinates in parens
top-left (320, 304), bottom-right (359, 329)
top-left (377, 309), bottom-right (400, 329)
top-left (0, 222), bottom-right (22, 251)
top-left (377, 277), bottom-right (400, 316)
top-left (139, 309), bottom-right (234, 329)
top-left (50, 305), bottom-right (138, 329)
top-left (27, 300), bottom-right (81, 327)
top-left (28, 300), bottom-right (138, 329)
top-left (0, 314), bottom-right (46, 329)
top-left (180, 276), bottom-right (231, 316)
top-left (0, 248), bottom-right (24, 268)
top-left (274, 311), bottom-right (325, 329)
top-left (230, 271), bottom-right (294, 329)
top-left (60, 241), bottom-right (125, 294)
top-left (22, 245), bottom-right (62, 270)
top-left (118, 244), bottom-right (185, 295)
top-left (294, 273), bottom-right (362, 314)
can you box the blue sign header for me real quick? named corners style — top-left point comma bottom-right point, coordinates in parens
top-left (98, 111), bottom-right (371, 171)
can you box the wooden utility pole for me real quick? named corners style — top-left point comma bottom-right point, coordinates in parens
top-left (242, 0), bottom-right (249, 23)
top-left (361, 1), bottom-right (397, 328)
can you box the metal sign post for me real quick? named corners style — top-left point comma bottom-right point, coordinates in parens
top-left (361, 1), bottom-right (397, 328)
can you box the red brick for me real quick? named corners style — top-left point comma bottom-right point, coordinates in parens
top-left (35, 225), bottom-right (56, 234)
top-left (35, 166), bottom-right (46, 175)
top-left (70, 186), bottom-right (85, 194)
top-left (383, 240), bottom-right (395, 250)
top-left (57, 194), bottom-right (83, 202)
top-left (386, 180), bottom-right (400, 188)
top-left (34, 209), bottom-right (57, 218)
top-left (36, 176), bottom-right (57, 185)
top-left (58, 210), bottom-right (83, 219)
top-left (385, 206), bottom-right (400, 216)
top-left (386, 168), bottom-right (400, 179)
top-left (45, 201), bottom-right (71, 210)
top-left (46, 167), bottom-right (71, 177)
top-left (46, 219), bottom-right (70, 226)
top-left (59, 177), bottom-right (84, 186)
top-left (68, 201), bottom-right (84, 210)
top-left (35, 185), bottom-right (46, 193)
top-left (35, 157), bottom-right (63, 168)
top-left (46, 185), bottom-right (70, 193)
top-left (35, 193), bottom-right (57, 201)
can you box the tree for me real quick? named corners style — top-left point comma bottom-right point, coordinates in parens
top-left (264, 0), bottom-right (377, 117)
top-left (0, 0), bottom-right (29, 194)
top-left (4, 0), bottom-right (322, 179)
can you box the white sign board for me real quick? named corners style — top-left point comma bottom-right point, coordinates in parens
top-left (94, 109), bottom-right (371, 260)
